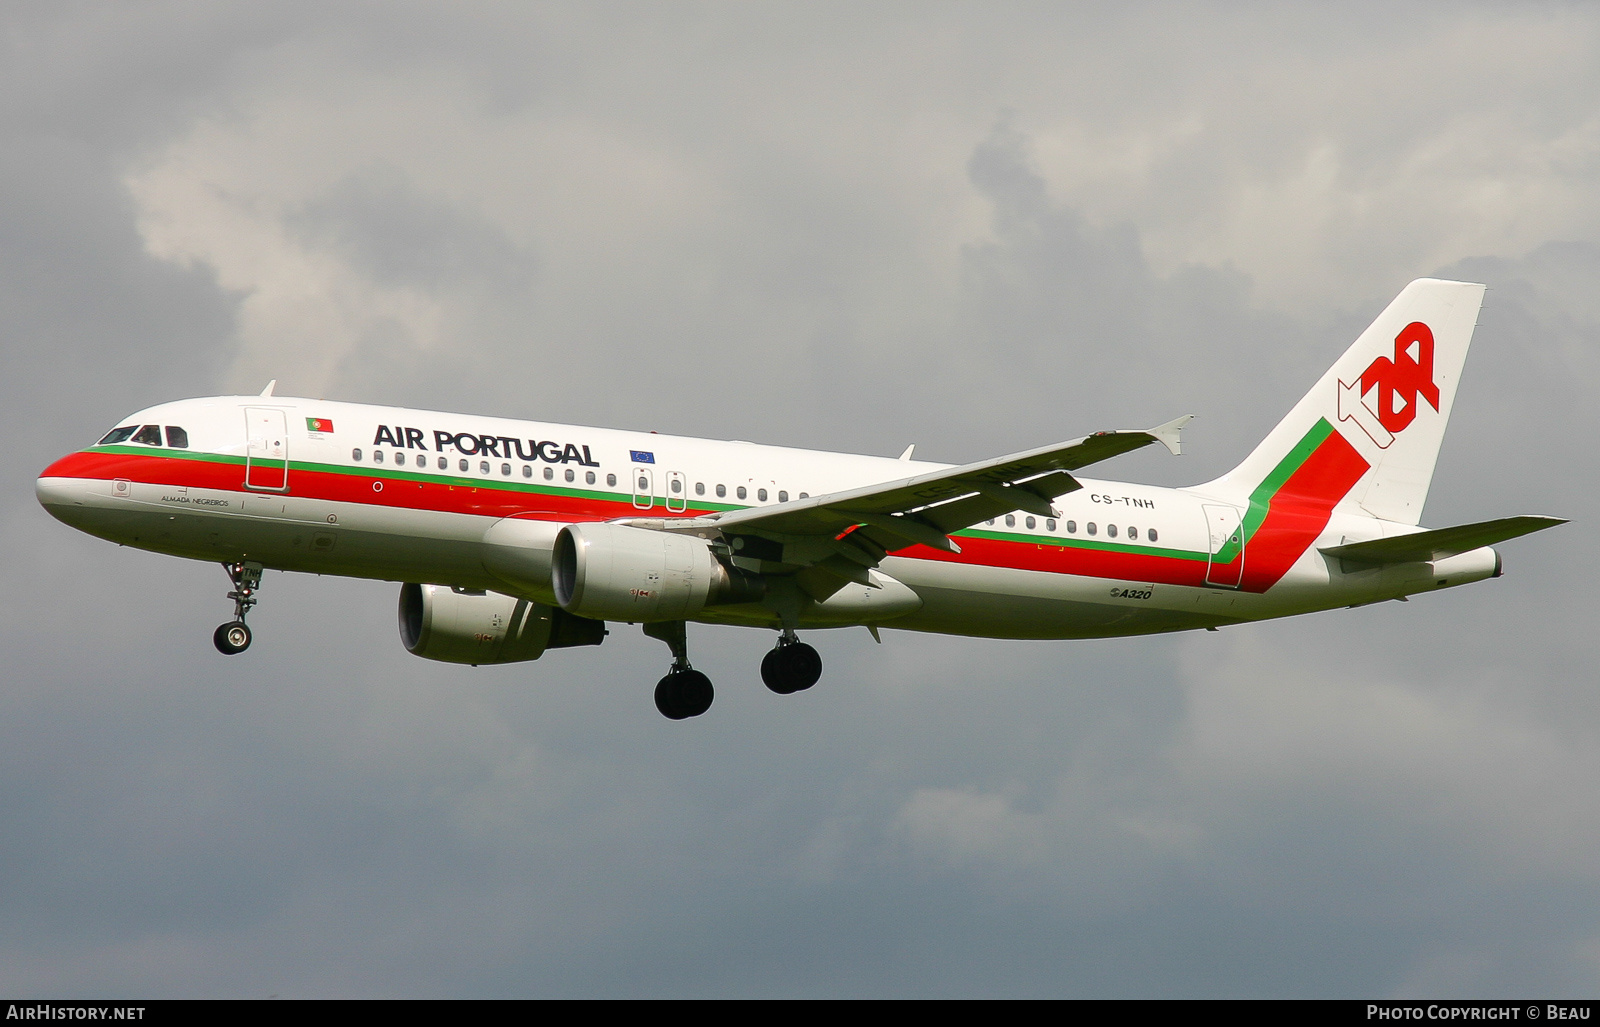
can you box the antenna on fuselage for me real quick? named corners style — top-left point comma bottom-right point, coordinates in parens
top-left (259, 380), bottom-right (277, 397)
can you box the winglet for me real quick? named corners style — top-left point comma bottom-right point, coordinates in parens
top-left (259, 379), bottom-right (278, 397)
top-left (898, 444), bottom-right (915, 461)
top-left (1145, 414), bottom-right (1194, 455)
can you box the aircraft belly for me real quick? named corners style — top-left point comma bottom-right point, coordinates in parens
top-left (38, 476), bottom-right (495, 587)
top-left (883, 556), bottom-right (1231, 639)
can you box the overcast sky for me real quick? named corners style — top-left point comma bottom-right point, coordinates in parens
top-left (3, 2), bottom-right (1597, 997)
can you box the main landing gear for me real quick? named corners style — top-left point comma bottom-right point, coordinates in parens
top-left (642, 623), bottom-right (827, 720)
top-left (213, 561), bottom-right (263, 656)
top-left (644, 621), bottom-right (714, 720)
top-left (761, 631), bottom-right (822, 695)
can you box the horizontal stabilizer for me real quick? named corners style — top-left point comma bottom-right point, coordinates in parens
top-left (1320, 515), bottom-right (1566, 565)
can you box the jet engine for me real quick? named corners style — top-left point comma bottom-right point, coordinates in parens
top-left (399, 582), bottom-right (605, 665)
top-left (552, 522), bottom-right (764, 622)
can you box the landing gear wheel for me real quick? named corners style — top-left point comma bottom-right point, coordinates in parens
top-left (643, 621), bottom-right (713, 721)
top-left (762, 641), bottom-right (822, 694)
top-left (213, 620), bottom-right (252, 655)
top-left (214, 561), bottom-right (264, 656)
top-left (654, 669), bottom-right (714, 720)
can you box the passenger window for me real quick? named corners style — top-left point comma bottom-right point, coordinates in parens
top-left (1128, 526), bottom-right (1138, 540)
top-left (544, 467), bottom-right (554, 481)
top-left (1107, 524), bottom-right (1117, 538)
top-left (757, 488), bottom-right (767, 502)
top-left (565, 468), bottom-right (575, 482)
top-left (1025, 516), bottom-right (1035, 529)
top-left (502, 463), bottom-right (511, 476)
top-left (352, 448), bottom-right (363, 461)
top-left (637, 474), bottom-right (648, 489)
top-left (716, 484), bottom-right (726, 498)
top-left (476, 460), bottom-right (487, 474)
top-left (586, 471), bottom-right (596, 485)
top-left (522, 465), bottom-right (532, 478)
top-left (1148, 528), bottom-right (1159, 543)
top-left (133, 425), bottom-right (162, 446)
top-left (395, 452), bottom-right (406, 466)
top-left (1066, 520), bottom-right (1076, 533)
top-left (778, 491), bottom-right (788, 503)
top-left (459, 459), bottom-right (469, 472)
top-left (373, 450), bottom-right (384, 464)
top-left (986, 519), bottom-right (995, 526)
top-left (164, 426), bottom-right (189, 448)
top-left (1004, 514), bottom-right (1015, 527)
top-left (606, 473), bottom-right (617, 487)
top-left (98, 426), bottom-right (138, 445)
top-left (695, 482), bottom-right (705, 496)
top-left (1046, 518), bottom-right (1056, 532)
top-left (799, 492), bottom-right (808, 499)
top-left (671, 478), bottom-right (681, 493)
top-left (1087, 522), bottom-right (1096, 536)
top-left (438, 456), bottom-right (447, 470)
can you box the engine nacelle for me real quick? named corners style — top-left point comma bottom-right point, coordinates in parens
top-left (399, 582), bottom-right (605, 665)
top-left (552, 522), bottom-right (764, 622)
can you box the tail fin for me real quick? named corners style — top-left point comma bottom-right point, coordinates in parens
top-left (1203, 278), bottom-right (1486, 525)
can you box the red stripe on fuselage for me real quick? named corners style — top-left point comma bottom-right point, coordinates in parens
top-left (41, 450), bottom-right (637, 522)
top-left (1238, 429), bottom-right (1369, 592)
top-left (45, 449), bottom-right (1219, 582)
top-left (905, 536), bottom-right (1211, 587)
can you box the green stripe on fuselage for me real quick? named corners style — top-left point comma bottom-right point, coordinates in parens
top-left (1212, 417), bottom-right (1336, 562)
top-left (953, 526), bottom-right (1208, 562)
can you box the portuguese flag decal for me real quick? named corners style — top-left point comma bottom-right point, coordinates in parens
top-left (307, 417), bottom-right (334, 433)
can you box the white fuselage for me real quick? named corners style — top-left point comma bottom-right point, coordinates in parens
top-left (36, 395), bottom-right (1498, 641)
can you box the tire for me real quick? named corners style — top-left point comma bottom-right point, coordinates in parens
top-left (213, 621), bottom-right (252, 655)
top-left (761, 647), bottom-right (800, 694)
top-left (655, 670), bottom-right (714, 720)
top-left (675, 670), bottom-right (714, 718)
top-left (762, 642), bottom-right (822, 694)
top-left (785, 642), bottom-right (823, 691)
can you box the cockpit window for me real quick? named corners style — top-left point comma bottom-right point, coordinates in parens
top-left (133, 425), bottom-right (163, 446)
top-left (98, 426), bottom-right (138, 446)
top-left (165, 426), bottom-right (189, 449)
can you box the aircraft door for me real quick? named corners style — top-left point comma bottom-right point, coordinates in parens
top-left (244, 408), bottom-right (289, 491)
top-left (1203, 503), bottom-right (1244, 588)
top-left (632, 466), bottom-right (654, 510)
top-left (666, 470), bottom-right (687, 513)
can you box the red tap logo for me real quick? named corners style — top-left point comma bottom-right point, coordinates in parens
top-left (1337, 321), bottom-right (1439, 448)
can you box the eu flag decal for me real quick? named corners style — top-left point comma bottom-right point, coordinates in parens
top-left (307, 417), bottom-right (334, 433)
top-left (630, 450), bottom-right (655, 464)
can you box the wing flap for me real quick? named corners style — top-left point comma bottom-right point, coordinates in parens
top-left (1320, 515), bottom-right (1566, 565)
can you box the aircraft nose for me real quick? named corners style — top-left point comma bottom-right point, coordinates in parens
top-left (36, 453), bottom-right (96, 518)
top-left (36, 473), bottom-right (88, 515)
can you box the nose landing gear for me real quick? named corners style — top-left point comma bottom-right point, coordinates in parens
top-left (761, 631), bottom-right (822, 695)
top-left (213, 561), bottom-right (263, 656)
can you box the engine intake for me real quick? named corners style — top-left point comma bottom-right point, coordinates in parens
top-left (399, 582), bottom-right (605, 665)
top-left (552, 522), bottom-right (764, 622)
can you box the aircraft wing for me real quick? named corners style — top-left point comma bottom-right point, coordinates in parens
top-left (1319, 515), bottom-right (1566, 565)
top-left (696, 416), bottom-right (1192, 565)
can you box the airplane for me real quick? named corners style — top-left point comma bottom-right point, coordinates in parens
top-left (36, 278), bottom-right (1563, 719)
